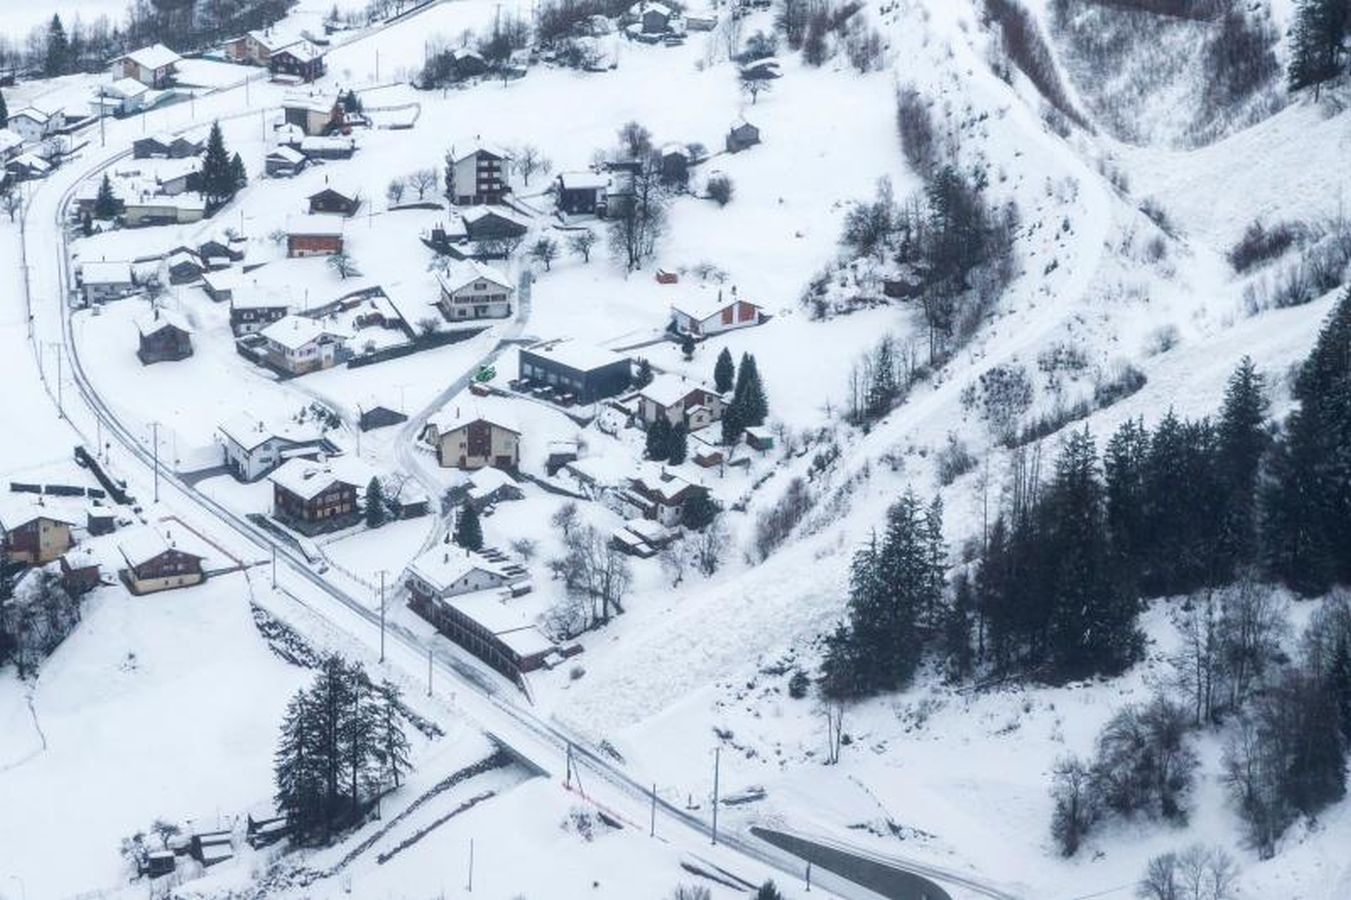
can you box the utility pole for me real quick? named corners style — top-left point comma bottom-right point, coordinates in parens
top-left (378, 570), bottom-right (387, 662)
top-left (466, 838), bottom-right (474, 892)
top-left (806, 861), bottom-right (812, 892)
top-left (151, 421), bottom-right (160, 502)
top-left (650, 783), bottom-right (656, 837)
top-left (53, 344), bottom-right (63, 418)
top-left (271, 543), bottom-right (277, 588)
top-left (427, 646), bottom-right (433, 696)
top-left (711, 747), bottom-right (721, 846)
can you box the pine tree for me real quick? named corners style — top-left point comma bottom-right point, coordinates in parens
top-left (1104, 417), bottom-right (1149, 588)
top-left (1265, 287), bottom-right (1351, 592)
top-left (714, 346), bottom-right (735, 394)
top-left (635, 357), bottom-right (654, 387)
top-left (1045, 428), bottom-right (1140, 679)
top-left (668, 422), bottom-right (688, 465)
top-left (454, 499), bottom-right (484, 551)
top-left (732, 352), bottom-right (769, 427)
top-left (229, 152), bottom-right (248, 193)
top-left (945, 570), bottom-right (975, 677)
top-left (0, 90), bottom-right (8, 129)
top-left (201, 122), bottom-right (233, 208)
top-left (720, 401), bottom-right (744, 446)
top-left (681, 332), bottom-right (696, 359)
top-left (93, 174), bottom-right (119, 220)
top-left (1215, 357), bottom-right (1269, 576)
top-left (1288, 0), bottom-right (1348, 94)
top-left (755, 881), bottom-right (785, 900)
top-left (45, 15), bottom-right (69, 77)
top-left (373, 680), bottom-right (412, 789)
top-left (923, 495), bottom-right (946, 629)
top-left (274, 689), bottom-right (326, 841)
top-left (645, 416), bottom-right (672, 460)
top-left (365, 477), bottom-right (387, 528)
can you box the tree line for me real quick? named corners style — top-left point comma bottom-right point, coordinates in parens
top-left (274, 655), bottom-right (412, 845)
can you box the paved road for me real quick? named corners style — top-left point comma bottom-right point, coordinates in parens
top-left (754, 828), bottom-right (954, 900)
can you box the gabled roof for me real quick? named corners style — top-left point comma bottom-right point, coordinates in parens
top-left (118, 43), bottom-right (182, 71)
top-left (406, 547), bottom-right (509, 593)
top-left (671, 290), bottom-right (759, 323)
top-left (269, 457), bottom-right (365, 501)
top-left (261, 314), bottom-right (348, 351)
top-left (436, 259), bottom-right (512, 295)
top-left (460, 205), bottom-right (529, 228)
top-left (219, 411), bottom-right (323, 452)
top-left (287, 214), bottom-right (343, 236)
top-left (104, 77), bottom-right (150, 98)
top-left (273, 40), bottom-right (324, 63)
top-left (426, 405), bottom-right (520, 438)
top-left (0, 129), bottom-right (21, 153)
top-left (119, 526), bottom-right (201, 569)
top-left (638, 373), bottom-right (711, 408)
top-left (631, 1), bottom-right (674, 17)
top-left (308, 186), bottom-right (357, 203)
top-left (135, 309), bottom-right (193, 336)
top-left (266, 145), bottom-right (306, 164)
top-left (12, 107), bottom-right (49, 124)
top-left (0, 496), bottom-right (75, 530)
top-left (81, 260), bottom-right (134, 285)
top-left (557, 170), bottom-right (610, 191)
top-left (282, 93), bottom-right (337, 114)
top-left (453, 141), bottom-right (510, 164)
top-left (202, 268), bottom-right (242, 292)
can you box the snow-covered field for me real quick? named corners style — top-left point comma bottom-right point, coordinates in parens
top-left (4, 0), bottom-right (1351, 896)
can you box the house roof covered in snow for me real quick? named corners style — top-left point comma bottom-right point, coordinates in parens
top-left (135, 309), bottom-right (193, 336)
top-left (0, 129), bottom-right (21, 154)
top-left (436, 259), bottom-right (512, 295)
top-left (557, 170), bottom-right (610, 191)
top-left (274, 40), bottom-right (323, 63)
top-left (118, 526), bottom-right (201, 569)
top-left (267, 145), bottom-right (306, 164)
top-left (218, 411), bottom-right (323, 452)
top-left (268, 457), bottom-right (366, 501)
top-left (0, 496), bottom-right (76, 529)
top-left (407, 547), bottom-right (509, 593)
top-left (118, 43), bottom-right (182, 71)
top-left (261, 314), bottom-right (348, 351)
top-left (426, 405), bottom-right (520, 437)
top-left (637, 373), bottom-right (712, 408)
top-left (81, 261), bottom-right (134, 285)
top-left (104, 77), bottom-right (150, 99)
top-left (671, 290), bottom-right (758, 323)
top-left (287, 214), bottom-right (343, 236)
top-left (453, 141), bottom-right (510, 163)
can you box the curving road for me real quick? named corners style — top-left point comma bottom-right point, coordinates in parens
top-left (13, 22), bottom-right (1010, 900)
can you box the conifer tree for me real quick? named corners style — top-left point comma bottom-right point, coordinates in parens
top-left (1215, 357), bottom-right (1268, 576)
top-left (668, 422), bottom-right (688, 465)
top-left (201, 122), bottom-right (233, 209)
top-left (0, 90), bottom-right (9, 129)
top-left (94, 174), bottom-right (119, 220)
top-left (1288, 0), bottom-right (1348, 94)
top-left (714, 346), bottom-right (735, 394)
top-left (453, 499), bottom-right (484, 551)
top-left (365, 477), bottom-right (386, 528)
top-left (229, 152), bottom-right (248, 193)
top-left (45, 15), bottom-right (69, 77)
top-left (732, 352), bottom-right (768, 427)
top-left (1104, 417), bottom-right (1149, 588)
top-left (645, 416), bottom-right (672, 460)
top-left (374, 680), bottom-right (412, 789)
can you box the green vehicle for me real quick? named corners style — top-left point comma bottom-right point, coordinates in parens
top-left (473, 364), bottom-right (496, 383)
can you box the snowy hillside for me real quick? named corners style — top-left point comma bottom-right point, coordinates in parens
top-left (2, 0), bottom-right (1350, 898)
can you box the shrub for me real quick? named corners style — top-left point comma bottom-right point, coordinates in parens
top-left (1228, 219), bottom-right (1302, 273)
top-left (706, 174), bottom-right (734, 207)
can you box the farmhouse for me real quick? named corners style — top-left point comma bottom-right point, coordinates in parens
top-left (0, 500), bottom-right (74, 564)
top-left (260, 314), bottom-right (349, 375)
top-left (265, 145), bottom-right (307, 178)
top-left (423, 408), bottom-right (521, 470)
top-left (619, 467), bottom-right (711, 527)
top-left (225, 29), bottom-right (298, 65)
top-left (197, 234), bottom-right (246, 266)
top-left (518, 341), bottom-right (632, 404)
top-left (307, 186), bottom-right (360, 216)
top-left (670, 291), bottom-right (765, 337)
top-left (635, 374), bottom-right (724, 431)
top-left (229, 291), bottom-right (290, 335)
top-left (218, 412), bottom-right (337, 482)
top-left (270, 40), bottom-right (325, 83)
top-left (464, 466), bottom-right (524, 510)
top-left (9, 106), bottom-right (61, 143)
top-left (659, 143), bottom-right (690, 188)
top-left (269, 458), bottom-right (362, 534)
top-left (435, 260), bottom-right (513, 321)
top-left (555, 171), bottom-right (610, 216)
top-left (118, 527), bottom-right (205, 594)
top-left (630, 1), bottom-right (676, 34)
top-left (112, 44), bottom-right (181, 88)
top-left (726, 118), bottom-right (760, 153)
top-left (448, 142), bottom-right (511, 205)
top-left (79, 261), bottom-right (136, 303)
top-left (405, 548), bottom-right (556, 680)
top-left (135, 310), bottom-right (194, 364)
top-left (6, 153), bottom-right (51, 181)
top-left (286, 218), bottom-right (343, 256)
top-left (461, 206), bottom-right (529, 243)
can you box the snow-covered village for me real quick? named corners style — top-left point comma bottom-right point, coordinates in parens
top-left (1, 0), bottom-right (1351, 897)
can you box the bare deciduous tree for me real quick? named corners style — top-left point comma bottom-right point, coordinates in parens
top-left (512, 144), bottom-right (551, 186)
top-left (407, 167), bottom-right (438, 200)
